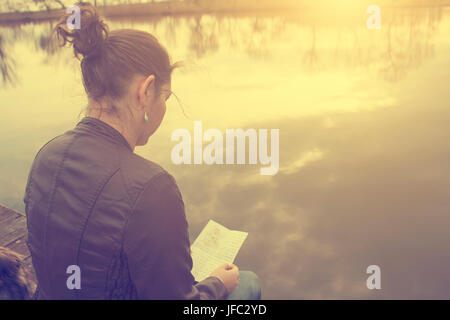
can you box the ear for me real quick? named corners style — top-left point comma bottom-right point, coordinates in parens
top-left (138, 74), bottom-right (156, 107)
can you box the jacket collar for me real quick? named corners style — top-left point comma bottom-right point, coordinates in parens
top-left (75, 116), bottom-right (133, 152)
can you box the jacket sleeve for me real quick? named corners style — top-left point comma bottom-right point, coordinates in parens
top-left (123, 171), bottom-right (228, 300)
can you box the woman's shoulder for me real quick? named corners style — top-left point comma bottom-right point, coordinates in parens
top-left (27, 130), bottom-right (77, 177)
top-left (118, 152), bottom-right (178, 204)
top-left (33, 130), bottom-right (73, 160)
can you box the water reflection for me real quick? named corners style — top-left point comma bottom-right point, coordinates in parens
top-left (167, 71), bottom-right (450, 298)
top-left (1, 4), bottom-right (450, 299)
top-left (0, 35), bottom-right (16, 86)
top-left (35, 22), bottom-right (60, 57)
top-left (0, 4), bottom-right (446, 86)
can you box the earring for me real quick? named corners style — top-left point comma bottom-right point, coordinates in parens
top-left (144, 112), bottom-right (149, 123)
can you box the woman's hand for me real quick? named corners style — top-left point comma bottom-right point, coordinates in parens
top-left (210, 263), bottom-right (240, 293)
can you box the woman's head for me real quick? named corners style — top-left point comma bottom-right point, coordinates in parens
top-left (55, 3), bottom-right (176, 148)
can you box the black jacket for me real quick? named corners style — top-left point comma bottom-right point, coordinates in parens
top-left (23, 116), bottom-right (227, 299)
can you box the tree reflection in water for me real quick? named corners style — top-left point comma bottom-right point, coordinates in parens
top-left (0, 35), bottom-right (16, 87)
top-left (0, 4), bottom-right (446, 87)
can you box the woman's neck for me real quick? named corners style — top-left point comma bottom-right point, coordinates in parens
top-left (86, 108), bottom-right (137, 151)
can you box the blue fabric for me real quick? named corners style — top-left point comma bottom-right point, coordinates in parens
top-left (226, 271), bottom-right (261, 300)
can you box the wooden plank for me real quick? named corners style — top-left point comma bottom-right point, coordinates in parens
top-left (0, 204), bottom-right (24, 223)
top-left (0, 210), bottom-right (19, 224)
top-left (5, 235), bottom-right (30, 258)
top-left (0, 203), bottom-right (25, 217)
top-left (0, 203), bottom-right (29, 257)
top-left (0, 203), bottom-right (37, 292)
top-left (0, 204), bottom-right (29, 257)
top-left (0, 213), bottom-right (27, 247)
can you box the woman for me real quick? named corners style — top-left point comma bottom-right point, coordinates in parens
top-left (23, 3), bottom-right (261, 300)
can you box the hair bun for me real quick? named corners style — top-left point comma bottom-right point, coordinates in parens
top-left (55, 3), bottom-right (108, 59)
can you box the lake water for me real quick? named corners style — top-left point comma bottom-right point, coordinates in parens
top-left (1, 4), bottom-right (450, 298)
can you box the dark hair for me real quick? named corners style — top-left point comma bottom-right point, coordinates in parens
top-left (55, 3), bottom-right (175, 105)
top-left (0, 247), bottom-right (33, 300)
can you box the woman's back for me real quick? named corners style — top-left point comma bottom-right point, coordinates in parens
top-left (24, 117), bottom-right (165, 298)
top-left (25, 117), bottom-right (228, 299)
